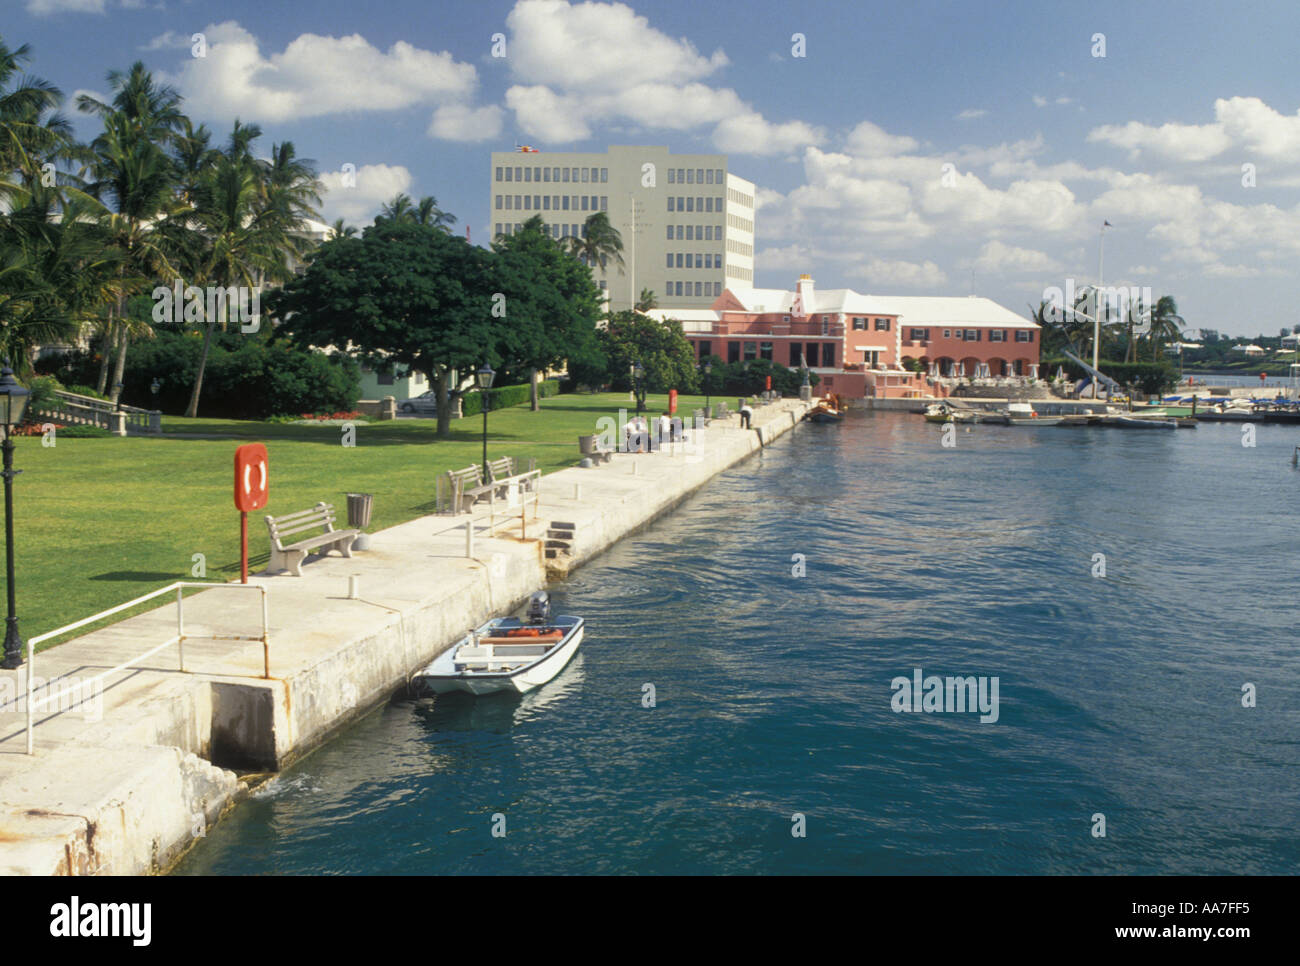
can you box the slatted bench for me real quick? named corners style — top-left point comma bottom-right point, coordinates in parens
top-left (264, 502), bottom-right (359, 576)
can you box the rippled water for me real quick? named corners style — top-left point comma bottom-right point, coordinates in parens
top-left (176, 412), bottom-right (1300, 875)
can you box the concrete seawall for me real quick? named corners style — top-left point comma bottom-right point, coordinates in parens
top-left (0, 399), bottom-right (808, 875)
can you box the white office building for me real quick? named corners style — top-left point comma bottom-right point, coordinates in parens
top-left (488, 145), bottom-right (755, 311)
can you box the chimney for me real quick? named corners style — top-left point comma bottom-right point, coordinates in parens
top-left (793, 274), bottom-right (815, 319)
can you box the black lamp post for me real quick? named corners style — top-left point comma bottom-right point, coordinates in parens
top-left (150, 377), bottom-right (160, 399)
top-left (702, 360), bottom-right (713, 418)
top-left (0, 361), bottom-right (30, 669)
top-left (633, 360), bottom-right (646, 417)
top-left (476, 364), bottom-right (495, 479)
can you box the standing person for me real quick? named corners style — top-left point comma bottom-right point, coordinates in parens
top-left (740, 401), bottom-right (754, 429)
top-left (624, 416), bottom-right (634, 453)
top-left (658, 412), bottom-right (671, 448)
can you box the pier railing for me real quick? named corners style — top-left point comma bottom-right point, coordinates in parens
top-left (461, 469), bottom-right (543, 556)
top-left (21, 581), bottom-right (270, 755)
top-left (32, 390), bottom-right (162, 436)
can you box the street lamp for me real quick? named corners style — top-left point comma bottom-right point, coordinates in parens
top-left (150, 377), bottom-right (161, 399)
top-left (476, 364), bottom-right (495, 480)
top-left (0, 361), bottom-right (30, 669)
top-left (702, 359), bottom-right (713, 418)
top-left (633, 360), bottom-right (646, 417)
top-left (628, 362), bottom-right (635, 404)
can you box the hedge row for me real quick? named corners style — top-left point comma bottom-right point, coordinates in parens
top-left (1044, 357), bottom-right (1178, 396)
top-left (461, 378), bottom-right (560, 416)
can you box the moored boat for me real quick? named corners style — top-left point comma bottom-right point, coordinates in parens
top-left (806, 392), bottom-right (845, 423)
top-left (1004, 402), bottom-right (1064, 426)
top-left (412, 592), bottom-right (584, 696)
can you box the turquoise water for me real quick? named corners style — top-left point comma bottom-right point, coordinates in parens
top-left (176, 413), bottom-right (1300, 874)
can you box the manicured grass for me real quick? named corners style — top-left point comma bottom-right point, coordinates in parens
top-left (5, 392), bottom-right (716, 649)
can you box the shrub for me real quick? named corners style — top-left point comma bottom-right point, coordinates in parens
top-left (461, 379), bottom-right (559, 417)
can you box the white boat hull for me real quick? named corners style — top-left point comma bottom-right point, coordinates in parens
top-left (413, 620), bottom-right (584, 697)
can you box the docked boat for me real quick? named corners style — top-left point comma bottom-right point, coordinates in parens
top-left (411, 592), bottom-right (584, 696)
top-left (806, 392), bottom-right (845, 423)
top-left (924, 402), bottom-right (978, 424)
top-left (1004, 402), bottom-right (1064, 426)
top-left (1113, 414), bottom-right (1176, 430)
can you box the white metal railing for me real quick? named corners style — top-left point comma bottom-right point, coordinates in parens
top-left (22, 581), bottom-right (269, 755)
top-left (33, 390), bottom-right (162, 435)
top-left (463, 470), bottom-right (542, 556)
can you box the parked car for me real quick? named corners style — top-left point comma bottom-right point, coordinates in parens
top-left (398, 390), bottom-right (438, 415)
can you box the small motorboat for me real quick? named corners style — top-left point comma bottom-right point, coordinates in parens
top-left (412, 592), bottom-right (584, 696)
top-left (806, 393), bottom-right (845, 423)
top-left (1113, 414), bottom-right (1176, 429)
top-left (924, 402), bottom-right (978, 424)
top-left (1004, 402), bottom-right (1064, 426)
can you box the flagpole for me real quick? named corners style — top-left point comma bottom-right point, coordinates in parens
top-left (1093, 221), bottom-right (1109, 394)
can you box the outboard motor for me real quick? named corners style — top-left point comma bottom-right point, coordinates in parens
top-left (525, 591), bottom-right (551, 625)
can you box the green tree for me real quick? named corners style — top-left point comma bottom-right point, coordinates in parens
top-left (584, 311), bottom-right (699, 393)
top-left (635, 288), bottom-right (658, 311)
top-left (269, 220), bottom-right (503, 439)
top-left (492, 215), bottom-right (602, 411)
top-left (564, 211), bottom-right (625, 274)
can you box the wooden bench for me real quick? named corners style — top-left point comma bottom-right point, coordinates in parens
top-left (443, 465), bottom-right (493, 514)
top-left (264, 502), bottom-right (359, 576)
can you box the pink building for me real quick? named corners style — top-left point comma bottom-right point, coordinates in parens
top-left (649, 274), bottom-right (1041, 399)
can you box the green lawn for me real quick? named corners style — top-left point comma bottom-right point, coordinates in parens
top-left (8, 391), bottom-right (716, 650)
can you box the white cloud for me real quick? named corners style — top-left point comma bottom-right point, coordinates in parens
top-left (713, 112), bottom-right (824, 156)
top-left (165, 21), bottom-right (479, 124)
top-left (956, 109), bottom-right (987, 121)
top-left (500, 0), bottom-right (815, 154)
top-left (844, 120), bottom-right (918, 158)
top-left (1087, 96), bottom-right (1300, 162)
top-left (141, 31), bottom-right (192, 51)
top-left (1032, 95), bottom-right (1047, 107)
top-left (26, 0), bottom-right (106, 13)
top-left (972, 240), bottom-right (1060, 275)
top-left (429, 104), bottom-right (504, 142)
top-left (319, 163), bottom-right (413, 225)
top-left (848, 257), bottom-right (948, 288)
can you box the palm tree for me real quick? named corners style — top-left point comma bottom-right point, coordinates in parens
top-left (635, 288), bottom-right (658, 312)
top-left (377, 192), bottom-right (455, 232)
top-left (1148, 295), bottom-right (1185, 362)
top-left (259, 140), bottom-right (322, 279)
top-left (565, 211), bottom-right (625, 275)
top-left (77, 63), bottom-right (186, 401)
top-left (329, 218), bottom-right (357, 239)
top-left (182, 121), bottom-right (280, 417)
top-left (0, 37), bottom-right (80, 203)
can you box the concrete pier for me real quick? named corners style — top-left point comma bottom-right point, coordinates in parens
top-left (0, 398), bottom-right (808, 875)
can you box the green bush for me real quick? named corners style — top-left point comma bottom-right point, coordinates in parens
top-left (461, 379), bottom-right (559, 417)
top-left (39, 330), bottom-right (361, 419)
top-left (22, 375), bottom-right (63, 419)
top-left (700, 356), bottom-right (818, 396)
top-left (52, 424), bottom-right (111, 438)
top-left (1045, 357), bottom-right (1178, 395)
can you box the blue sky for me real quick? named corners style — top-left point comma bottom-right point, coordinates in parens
top-left (11, 0), bottom-right (1300, 336)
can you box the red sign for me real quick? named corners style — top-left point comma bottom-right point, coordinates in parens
top-left (765, 375), bottom-right (772, 391)
top-left (234, 444), bottom-right (269, 512)
top-left (668, 389), bottom-right (678, 415)
top-left (1260, 372), bottom-right (1267, 383)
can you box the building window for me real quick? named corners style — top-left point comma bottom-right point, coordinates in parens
top-left (676, 225), bottom-right (684, 239)
top-left (562, 196), bottom-right (569, 210)
top-left (989, 329), bottom-right (1005, 342)
top-left (562, 168), bottom-right (570, 182)
top-left (782, 315), bottom-right (790, 323)
top-left (790, 343), bottom-right (802, 366)
top-left (853, 317), bottom-right (867, 330)
top-left (496, 195), bottom-right (503, 209)
top-left (910, 328), bottom-right (929, 341)
top-left (823, 343), bottom-right (835, 366)
top-left (965, 330), bottom-right (979, 341)
top-left (581, 168), bottom-right (589, 182)
top-left (599, 280), bottom-right (607, 290)
top-left (806, 343), bottom-right (820, 366)
top-left (524, 168), bottom-right (532, 183)
top-left (695, 282), bottom-right (703, 297)
top-left (686, 197), bottom-right (694, 212)
top-left (543, 196), bottom-right (550, 210)
top-left (600, 196), bottom-right (607, 211)
top-left (686, 168), bottom-right (694, 184)
top-left (581, 197), bottom-right (589, 211)
top-left (714, 282), bottom-right (721, 296)
top-left (706, 169), bottom-right (714, 184)
top-left (676, 254), bottom-right (683, 268)
top-left (743, 341), bottom-right (758, 360)
top-left (378, 370), bottom-right (394, 386)
top-left (542, 167), bottom-right (550, 182)
top-left (1016, 330), bottom-right (1034, 342)
top-left (760, 341), bottom-right (773, 361)
top-left (601, 168), bottom-right (608, 182)
top-left (668, 197), bottom-right (675, 211)
top-left (953, 330), bottom-right (962, 340)
top-left (874, 318), bottom-right (891, 331)
top-left (686, 225), bottom-right (694, 241)
top-left (728, 341), bottom-right (741, 363)
top-left (668, 168), bottom-right (676, 183)
top-left (495, 166), bottom-right (503, 181)
top-left (822, 318), bottom-right (830, 335)
top-left (666, 254), bottom-right (673, 268)
top-left (666, 225), bottom-right (673, 239)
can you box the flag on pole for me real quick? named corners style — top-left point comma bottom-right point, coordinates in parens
top-left (1102, 220), bottom-right (1113, 228)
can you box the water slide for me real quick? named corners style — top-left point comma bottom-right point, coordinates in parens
top-left (1059, 347), bottom-right (1124, 396)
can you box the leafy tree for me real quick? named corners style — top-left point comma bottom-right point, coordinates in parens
top-left (635, 288), bottom-right (658, 311)
top-left (574, 310), bottom-right (699, 393)
top-left (378, 193), bottom-right (456, 232)
top-left (269, 219), bottom-right (502, 438)
top-left (492, 215), bottom-right (602, 410)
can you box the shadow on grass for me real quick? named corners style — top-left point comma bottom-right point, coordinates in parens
top-left (90, 570), bottom-right (185, 582)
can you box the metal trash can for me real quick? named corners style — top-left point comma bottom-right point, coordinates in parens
top-left (346, 492), bottom-right (373, 529)
top-left (578, 434), bottom-right (600, 455)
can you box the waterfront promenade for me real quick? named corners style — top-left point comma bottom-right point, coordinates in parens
top-left (0, 400), bottom-right (807, 875)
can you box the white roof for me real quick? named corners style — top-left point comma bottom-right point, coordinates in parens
top-left (722, 288), bottom-right (1035, 328)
